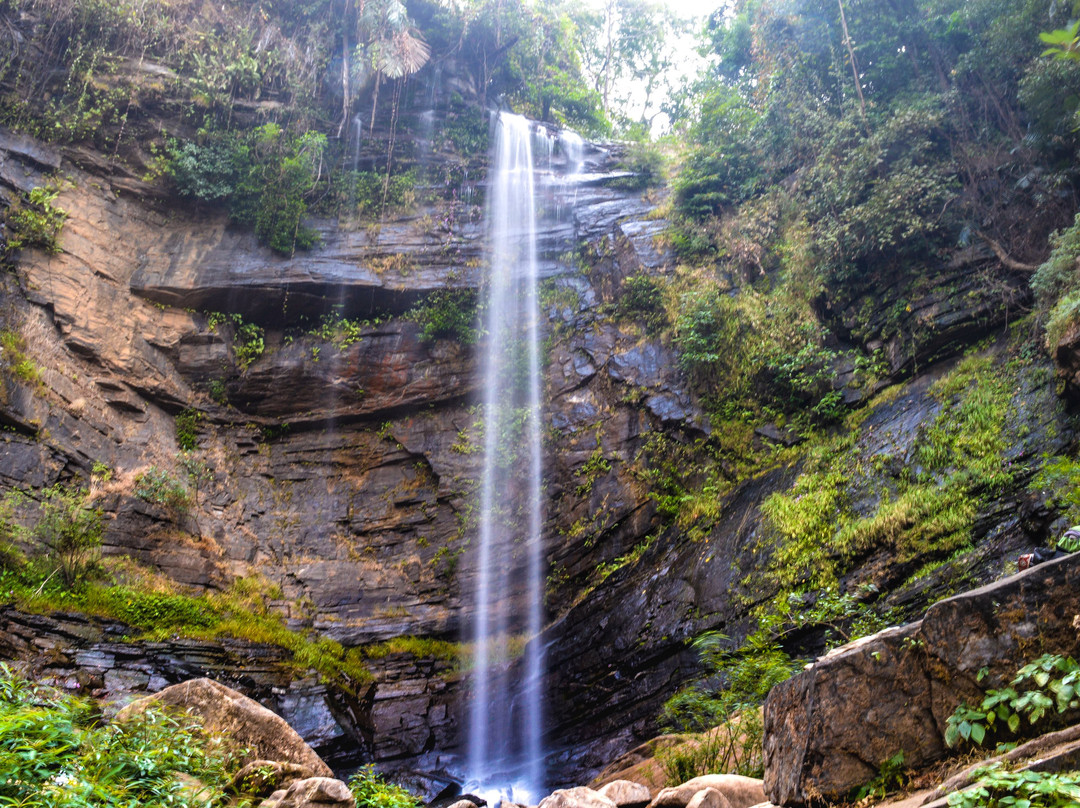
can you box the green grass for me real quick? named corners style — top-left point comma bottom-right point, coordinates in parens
top-left (756, 350), bottom-right (1015, 603)
top-left (0, 561), bottom-right (372, 692)
top-left (0, 665), bottom-right (242, 807)
top-left (0, 329), bottom-right (43, 386)
top-left (362, 636), bottom-right (462, 663)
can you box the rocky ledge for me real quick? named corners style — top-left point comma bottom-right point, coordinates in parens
top-left (764, 552), bottom-right (1080, 805)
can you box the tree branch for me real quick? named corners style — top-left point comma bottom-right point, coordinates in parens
top-left (976, 231), bottom-right (1039, 273)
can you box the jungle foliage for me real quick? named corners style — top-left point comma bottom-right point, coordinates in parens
top-left (0, 0), bottom-right (616, 253)
top-left (0, 667), bottom-right (242, 808)
top-left (672, 0), bottom-right (1080, 286)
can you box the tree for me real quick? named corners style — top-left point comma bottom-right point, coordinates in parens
top-left (29, 485), bottom-right (104, 589)
top-left (577, 0), bottom-right (684, 130)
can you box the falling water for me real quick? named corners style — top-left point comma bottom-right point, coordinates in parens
top-left (558, 131), bottom-right (584, 177)
top-left (466, 111), bottom-right (546, 804)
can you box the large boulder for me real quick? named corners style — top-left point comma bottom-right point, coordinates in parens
top-left (538, 786), bottom-right (619, 808)
top-left (233, 760), bottom-right (327, 798)
top-left (647, 776), bottom-right (765, 808)
top-left (115, 678), bottom-right (333, 776)
top-left (683, 789), bottom-right (730, 808)
top-left (598, 780), bottom-right (652, 808)
top-left (763, 553), bottom-right (1080, 805)
top-left (259, 777), bottom-right (355, 808)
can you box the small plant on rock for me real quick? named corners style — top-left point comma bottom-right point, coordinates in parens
top-left (947, 764), bottom-right (1080, 808)
top-left (134, 466), bottom-right (191, 514)
top-left (3, 185), bottom-right (67, 254)
top-left (348, 765), bottom-right (421, 808)
top-left (406, 289), bottom-right (482, 345)
top-left (20, 484), bottom-right (103, 588)
top-left (945, 654), bottom-right (1080, 750)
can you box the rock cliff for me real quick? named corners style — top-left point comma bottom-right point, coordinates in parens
top-left (0, 103), bottom-right (1075, 791)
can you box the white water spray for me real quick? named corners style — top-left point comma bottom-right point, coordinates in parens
top-left (466, 112), bottom-right (546, 804)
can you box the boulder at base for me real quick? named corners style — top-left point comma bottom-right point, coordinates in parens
top-left (763, 553), bottom-right (1080, 805)
top-left (539, 786), bottom-right (620, 808)
top-left (598, 779), bottom-right (652, 808)
top-left (115, 677), bottom-right (333, 776)
top-left (647, 776), bottom-right (766, 808)
top-left (684, 788), bottom-right (731, 808)
top-left (233, 760), bottom-right (328, 798)
top-left (260, 777), bottom-right (355, 808)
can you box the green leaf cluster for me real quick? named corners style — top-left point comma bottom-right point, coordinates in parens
top-left (669, 0), bottom-right (1079, 290)
top-left (3, 186), bottom-right (67, 255)
top-left (168, 125), bottom-right (325, 256)
top-left (660, 628), bottom-right (799, 780)
top-left (133, 467), bottom-right (191, 514)
top-left (349, 765), bottom-right (421, 808)
top-left (947, 764), bottom-right (1080, 808)
top-left (1040, 21), bottom-right (1080, 61)
top-left (945, 654), bottom-right (1080, 749)
top-left (405, 288), bottom-right (481, 345)
top-left (8, 485), bottom-right (103, 589)
top-left (0, 665), bottom-right (240, 808)
top-left (206, 311), bottom-right (265, 370)
top-left (1032, 214), bottom-right (1080, 348)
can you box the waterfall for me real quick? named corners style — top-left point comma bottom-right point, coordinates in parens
top-left (466, 111), bottom-right (546, 804)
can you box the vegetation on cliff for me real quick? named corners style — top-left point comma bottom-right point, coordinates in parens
top-left (0, 666), bottom-right (241, 807)
top-left (2, 0), bottom-right (1080, 792)
top-left (631, 0), bottom-right (1080, 782)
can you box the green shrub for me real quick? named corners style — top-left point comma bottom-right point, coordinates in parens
top-left (309, 313), bottom-right (370, 350)
top-left (0, 665), bottom-right (238, 807)
top-left (616, 274), bottom-right (667, 333)
top-left (207, 312), bottom-right (264, 370)
top-left (435, 108), bottom-right (489, 156)
top-left (167, 125), bottom-right (324, 256)
top-left (4, 186), bottom-right (67, 254)
top-left (947, 765), bottom-right (1080, 808)
top-left (134, 467), bottom-right (191, 513)
top-left (165, 140), bottom-right (237, 202)
top-left (349, 765), bottom-right (421, 808)
top-left (1033, 214), bottom-right (1080, 347)
top-left (945, 654), bottom-right (1080, 749)
top-left (610, 141), bottom-right (667, 191)
top-left (660, 630), bottom-right (798, 781)
top-left (20, 485), bottom-right (104, 589)
top-left (657, 709), bottom-right (764, 784)
top-left (406, 288), bottom-right (481, 344)
top-left (0, 330), bottom-right (43, 386)
top-left (175, 409), bottom-right (202, 451)
top-left (334, 169), bottom-right (418, 219)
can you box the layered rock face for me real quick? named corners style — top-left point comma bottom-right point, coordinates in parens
top-left (0, 125), bottom-right (693, 774)
top-left (0, 109), bottom-right (1072, 790)
top-left (763, 553), bottom-right (1080, 805)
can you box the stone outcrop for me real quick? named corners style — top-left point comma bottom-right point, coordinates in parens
top-left (647, 776), bottom-right (765, 808)
top-left (763, 553), bottom-right (1080, 805)
top-left (0, 607), bottom-right (368, 766)
top-left (538, 787), bottom-right (619, 808)
top-left (597, 780), bottom-right (652, 808)
top-left (233, 760), bottom-right (325, 798)
top-left (117, 677), bottom-right (335, 775)
top-left (0, 80), bottom-right (1076, 793)
top-left (682, 790), bottom-right (729, 808)
top-left (260, 776), bottom-right (356, 808)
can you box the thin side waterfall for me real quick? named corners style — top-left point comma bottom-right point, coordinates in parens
top-left (466, 111), bottom-right (546, 804)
